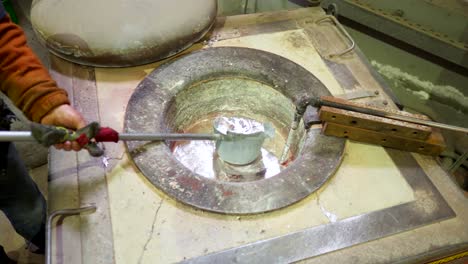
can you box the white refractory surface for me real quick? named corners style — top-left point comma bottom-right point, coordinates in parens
top-left (30, 0), bottom-right (217, 67)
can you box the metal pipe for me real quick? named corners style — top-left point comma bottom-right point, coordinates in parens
top-left (0, 131), bottom-right (35, 141)
top-left (47, 205), bottom-right (96, 264)
top-left (279, 101), bottom-right (310, 164)
top-left (320, 99), bottom-right (468, 134)
top-left (119, 133), bottom-right (221, 141)
top-left (279, 124), bottom-right (298, 164)
top-left (315, 15), bottom-right (356, 58)
top-left (0, 131), bottom-right (221, 142)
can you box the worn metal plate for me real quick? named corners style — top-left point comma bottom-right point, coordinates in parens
top-left (319, 105), bottom-right (432, 140)
top-left (124, 47), bottom-right (346, 214)
top-left (183, 150), bottom-right (456, 263)
top-left (322, 122), bottom-right (446, 156)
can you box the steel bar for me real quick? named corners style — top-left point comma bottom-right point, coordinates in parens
top-left (315, 15), bottom-right (356, 58)
top-left (119, 133), bottom-right (220, 141)
top-left (47, 205), bottom-right (96, 264)
top-left (279, 124), bottom-right (298, 164)
top-left (279, 110), bottom-right (305, 164)
top-left (0, 131), bottom-right (35, 141)
top-left (320, 99), bottom-right (468, 134)
top-left (0, 131), bottom-right (220, 142)
top-left (334, 90), bottom-right (376, 100)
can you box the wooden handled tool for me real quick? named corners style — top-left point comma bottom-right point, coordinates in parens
top-left (316, 96), bottom-right (468, 156)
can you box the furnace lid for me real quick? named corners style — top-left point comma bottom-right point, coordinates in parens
top-left (31, 0), bottom-right (217, 67)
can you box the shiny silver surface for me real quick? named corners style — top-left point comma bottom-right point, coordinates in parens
top-left (173, 140), bottom-right (281, 180)
top-left (214, 117), bottom-right (274, 165)
top-left (172, 117), bottom-right (281, 180)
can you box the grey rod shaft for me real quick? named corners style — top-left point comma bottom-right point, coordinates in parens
top-left (0, 132), bottom-right (220, 142)
top-left (47, 205), bottom-right (96, 264)
top-left (0, 131), bottom-right (34, 141)
top-left (321, 100), bottom-right (468, 134)
top-left (115, 133), bottom-right (220, 141)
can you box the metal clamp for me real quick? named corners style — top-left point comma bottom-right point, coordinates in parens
top-left (46, 205), bottom-right (97, 264)
top-left (315, 15), bottom-right (355, 58)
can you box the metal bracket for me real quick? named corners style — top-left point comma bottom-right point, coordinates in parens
top-left (303, 91), bottom-right (376, 129)
top-left (334, 90), bottom-right (376, 100)
top-left (315, 15), bottom-right (355, 58)
top-left (449, 151), bottom-right (468, 173)
top-left (46, 205), bottom-right (97, 264)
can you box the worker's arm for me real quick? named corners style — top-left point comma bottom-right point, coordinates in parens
top-left (0, 3), bottom-right (85, 151)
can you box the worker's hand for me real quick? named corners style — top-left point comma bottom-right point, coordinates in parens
top-left (41, 104), bottom-right (86, 151)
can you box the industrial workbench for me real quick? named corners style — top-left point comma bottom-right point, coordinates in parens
top-left (47, 7), bottom-right (468, 264)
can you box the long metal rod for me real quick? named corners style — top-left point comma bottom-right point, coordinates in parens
top-left (0, 131), bottom-right (34, 141)
top-left (320, 100), bottom-right (468, 134)
top-left (279, 118), bottom-right (302, 164)
top-left (0, 131), bottom-right (220, 142)
top-left (47, 205), bottom-right (96, 264)
top-left (118, 133), bottom-right (220, 141)
top-left (2, 104), bottom-right (465, 144)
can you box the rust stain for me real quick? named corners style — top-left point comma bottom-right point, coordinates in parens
top-left (219, 186), bottom-right (234, 197)
top-left (178, 176), bottom-right (203, 191)
top-left (280, 156), bottom-right (295, 167)
top-left (223, 190), bottom-right (234, 197)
